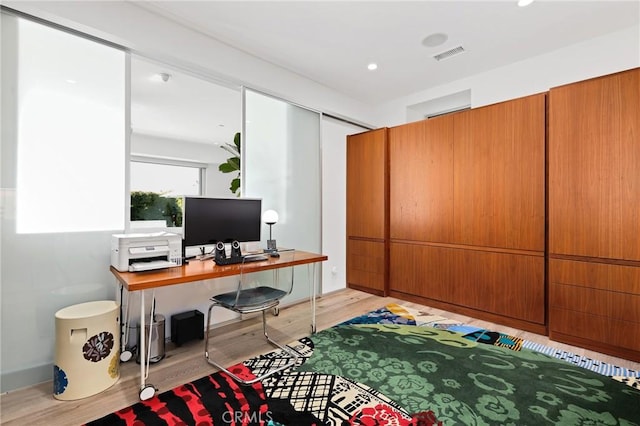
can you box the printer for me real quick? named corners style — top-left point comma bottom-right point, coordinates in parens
top-left (111, 232), bottom-right (182, 272)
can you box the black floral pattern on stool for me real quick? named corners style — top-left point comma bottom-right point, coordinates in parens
top-left (82, 332), bottom-right (114, 362)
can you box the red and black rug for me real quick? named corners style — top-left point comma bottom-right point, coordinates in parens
top-left (85, 335), bottom-right (439, 425)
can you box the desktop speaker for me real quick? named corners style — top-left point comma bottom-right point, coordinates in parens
top-left (170, 310), bottom-right (204, 346)
top-left (214, 241), bottom-right (226, 263)
top-left (230, 240), bottom-right (242, 259)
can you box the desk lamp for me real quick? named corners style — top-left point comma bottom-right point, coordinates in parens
top-left (263, 210), bottom-right (278, 253)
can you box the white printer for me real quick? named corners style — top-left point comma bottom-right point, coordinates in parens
top-left (111, 232), bottom-right (182, 272)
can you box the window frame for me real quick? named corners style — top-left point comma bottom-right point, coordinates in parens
top-left (129, 155), bottom-right (207, 232)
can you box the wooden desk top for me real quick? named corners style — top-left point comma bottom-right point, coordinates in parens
top-left (110, 250), bottom-right (328, 292)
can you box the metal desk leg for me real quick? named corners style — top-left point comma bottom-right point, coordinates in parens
top-left (309, 263), bottom-right (317, 334)
top-left (118, 285), bottom-right (133, 363)
top-left (138, 289), bottom-right (156, 400)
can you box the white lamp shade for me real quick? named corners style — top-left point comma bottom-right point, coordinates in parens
top-left (262, 209), bottom-right (279, 225)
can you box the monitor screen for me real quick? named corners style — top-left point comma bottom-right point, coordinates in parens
top-left (182, 197), bottom-right (262, 247)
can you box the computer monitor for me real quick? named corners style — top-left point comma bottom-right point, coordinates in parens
top-left (182, 197), bottom-right (262, 248)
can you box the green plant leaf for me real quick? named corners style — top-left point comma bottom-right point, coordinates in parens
top-left (233, 132), bottom-right (241, 151)
top-left (218, 162), bottom-right (237, 173)
top-left (219, 132), bottom-right (242, 195)
top-left (230, 177), bottom-right (240, 195)
top-left (227, 157), bottom-right (240, 170)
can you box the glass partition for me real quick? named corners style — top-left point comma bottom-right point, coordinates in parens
top-left (243, 89), bottom-right (322, 302)
top-left (1, 12), bottom-right (126, 391)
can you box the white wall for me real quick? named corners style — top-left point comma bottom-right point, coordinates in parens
top-left (132, 133), bottom-right (222, 164)
top-left (321, 116), bottom-right (369, 294)
top-left (376, 25), bottom-right (640, 126)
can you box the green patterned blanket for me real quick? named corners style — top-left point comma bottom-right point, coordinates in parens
top-left (298, 324), bottom-right (640, 425)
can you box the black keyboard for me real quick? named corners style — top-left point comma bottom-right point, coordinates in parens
top-left (214, 254), bottom-right (268, 266)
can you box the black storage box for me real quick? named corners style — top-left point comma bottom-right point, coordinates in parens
top-left (171, 310), bottom-right (204, 346)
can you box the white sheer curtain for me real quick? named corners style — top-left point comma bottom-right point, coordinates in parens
top-left (243, 89), bottom-right (321, 303)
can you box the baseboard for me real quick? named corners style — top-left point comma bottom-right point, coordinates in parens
top-left (1, 363), bottom-right (51, 393)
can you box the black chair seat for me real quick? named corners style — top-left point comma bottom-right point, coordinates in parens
top-left (212, 286), bottom-right (287, 310)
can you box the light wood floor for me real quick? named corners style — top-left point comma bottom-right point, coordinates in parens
top-left (2, 288), bottom-right (639, 425)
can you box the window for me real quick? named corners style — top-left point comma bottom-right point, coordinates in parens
top-left (13, 17), bottom-right (125, 233)
top-left (130, 159), bottom-right (203, 229)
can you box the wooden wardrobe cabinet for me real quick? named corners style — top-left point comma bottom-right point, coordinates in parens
top-left (346, 128), bottom-right (388, 296)
top-left (548, 67), bottom-right (640, 361)
top-left (388, 94), bottom-right (546, 333)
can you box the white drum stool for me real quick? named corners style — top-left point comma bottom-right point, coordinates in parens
top-left (54, 301), bottom-right (120, 400)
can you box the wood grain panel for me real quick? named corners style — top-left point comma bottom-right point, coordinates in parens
top-left (549, 258), bottom-right (640, 294)
top-left (389, 116), bottom-right (454, 242)
top-left (347, 239), bottom-right (386, 293)
top-left (389, 241), bottom-right (453, 302)
top-left (549, 308), bottom-right (640, 352)
top-left (612, 291), bottom-right (640, 324)
top-left (453, 94), bottom-right (546, 251)
top-left (389, 242), bottom-right (545, 324)
top-left (549, 68), bottom-right (640, 260)
top-left (551, 283), bottom-right (640, 324)
top-left (346, 128), bottom-right (387, 239)
top-left (549, 284), bottom-right (609, 317)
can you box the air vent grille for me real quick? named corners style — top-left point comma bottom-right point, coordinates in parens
top-left (433, 45), bottom-right (465, 61)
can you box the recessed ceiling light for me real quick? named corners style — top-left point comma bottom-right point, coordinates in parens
top-left (367, 63), bottom-right (378, 71)
top-left (65, 79), bottom-right (77, 84)
top-left (518, 0), bottom-right (535, 7)
top-left (422, 33), bottom-right (448, 48)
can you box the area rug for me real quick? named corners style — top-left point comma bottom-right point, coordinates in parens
top-left (298, 324), bottom-right (640, 425)
top-left (342, 304), bottom-right (640, 389)
top-left (86, 304), bottom-right (640, 425)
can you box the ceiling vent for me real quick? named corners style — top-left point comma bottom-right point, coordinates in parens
top-left (433, 45), bottom-right (465, 61)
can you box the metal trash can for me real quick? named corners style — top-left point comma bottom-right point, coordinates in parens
top-left (54, 300), bottom-right (120, 400)
top-left (137, 314), bottom-right (165, 363)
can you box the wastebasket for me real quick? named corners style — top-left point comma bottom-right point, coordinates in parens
top-left (137, 314), bottom-right (165, 363)
top-left (54, 300), bottom-right (120, 400)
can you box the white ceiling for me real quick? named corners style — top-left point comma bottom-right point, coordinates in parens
top-left (138, 0), bottom-right (640, 104)
top-left (131, 56), bottom-right (241, 147)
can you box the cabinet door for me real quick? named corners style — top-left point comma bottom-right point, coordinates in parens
top-left (390, 242), bottom-right (545, 324)
top-left (453, 94), bottom-right (546, 251)
top-left (346, 128), bottom-right (387, 240)
top-left (389, 116), bottom-right (454, 243)
top-left (549, 259), bottom-right (640, 357)
top-left (347, 239), bottom-right (386, 294)
top-left (549, 68), bottom-right (640, 260)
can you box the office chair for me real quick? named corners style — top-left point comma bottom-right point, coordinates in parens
top-left (204, 254), bottom-right (299, 384)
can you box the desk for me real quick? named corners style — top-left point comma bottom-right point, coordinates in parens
top-left (110, 250), bottom-right (327, 400)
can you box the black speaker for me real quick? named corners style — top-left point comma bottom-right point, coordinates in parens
top-left (214, 241), bottom-right (226, 263)
top-left (171, 310), bottom-right (204, 346)
top-left (230, 240), bottom-right (242, 258)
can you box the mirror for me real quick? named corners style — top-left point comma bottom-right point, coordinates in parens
top-left (129, 56), bottom-right (242, 229)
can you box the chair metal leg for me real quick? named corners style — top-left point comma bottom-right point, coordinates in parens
top-left (203, 301), bottom-right (216, 362)
top-left (204, 304), bottom-right (300, 385)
